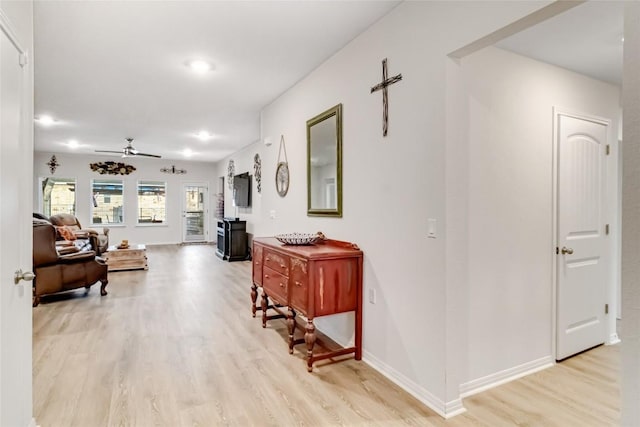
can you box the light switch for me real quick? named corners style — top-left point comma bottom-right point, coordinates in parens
top-left (427, 218), bottom-right (437, 238)
top-left (368, 289), bottom-right (376, 304)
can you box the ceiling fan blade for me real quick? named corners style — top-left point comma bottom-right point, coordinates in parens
top-left (95, 150), bottom-right (124, 154)
top-left (135, 152), bottom-right (162, 158)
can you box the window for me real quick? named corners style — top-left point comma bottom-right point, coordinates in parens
top-left (92, 179), bottom-right (124, 224)
top-left (137, 181), bottom-right (166, 224)
top-left (41, 177), bottom-right (76, 217)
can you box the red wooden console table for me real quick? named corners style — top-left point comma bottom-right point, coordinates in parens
top-left (251, 237), bottom-right (363, 372)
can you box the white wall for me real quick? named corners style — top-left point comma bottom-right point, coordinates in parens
top-left (216, 0), bottom-right (557, 416)
top-left (621, 2), bottom-right (640, 425)
top-left (34, 152), bottom-right (219, 246)
top-left (457, 47), bottom-right (620, 391)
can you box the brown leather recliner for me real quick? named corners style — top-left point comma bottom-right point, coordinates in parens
top-left (32, 219), bottom-right (108, 307)
top-left (49, 213), bottom-right (110, 255)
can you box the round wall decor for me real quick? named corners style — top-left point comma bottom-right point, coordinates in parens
top-left (276, 162), bottom-right (289, 197)
top-left (276, 135), bottom-right (289, 197)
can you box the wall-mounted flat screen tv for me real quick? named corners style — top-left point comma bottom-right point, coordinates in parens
top-left (233, 173), bottom-right (251, 208)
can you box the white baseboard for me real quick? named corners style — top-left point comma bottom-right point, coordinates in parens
top-left (363, 350), bottom-right (466, 418)
top-left (459, 355), bottom-right (554, 398)
top-left (145, 242), bottom-right (177, 246)
top-left (607, 333), bottom-right (621, 345)
top-left (144, 241), bottom-right (215, 247)
top-left (311, 325), bottom-right (465, 419)
top-left (444, 398), bottom-right (466, 418)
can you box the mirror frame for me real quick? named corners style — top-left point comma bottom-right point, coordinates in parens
top-left (307, 103), bottom-right (342, 217)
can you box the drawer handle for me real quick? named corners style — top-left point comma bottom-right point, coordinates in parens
top-left (295, 281), bottom-right (302, 287)
top-left (280, 264), bottom-right (286, 269)
top-left (255, 261), bottom-right (260, 265)
top-left (279, 283), bottom-right (285, 288)
top-left (266, 257), bottom-right (271, 261)
top-left (265, 274), bottom-right (270, 279)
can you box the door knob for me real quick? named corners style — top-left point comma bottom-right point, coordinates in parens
top-left (561, 247), bottom-right (574, 255)
top-left (14, 269), bottom-right (35, 285)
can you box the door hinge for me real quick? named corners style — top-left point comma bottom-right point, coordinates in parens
top-left (605, 224), bottom-right (610, 235)
top-left (605, 303), bottom-right (609, 315)
top-left (555, 247), bottom-right (559, 255)
top-left (606, 145), bottom-right (611, 155)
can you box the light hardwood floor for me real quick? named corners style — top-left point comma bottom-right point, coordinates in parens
top-left (33, 245), bottom-right (619, 426)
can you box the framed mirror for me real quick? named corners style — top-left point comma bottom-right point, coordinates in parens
top-left (307, 104), bottom-right (342, 217)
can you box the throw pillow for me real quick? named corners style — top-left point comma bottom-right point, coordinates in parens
top-left (55, 225), bottom-right (77, 241)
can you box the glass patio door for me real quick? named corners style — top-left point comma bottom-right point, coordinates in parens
top-left (182, 183), bottom-right (208, 242)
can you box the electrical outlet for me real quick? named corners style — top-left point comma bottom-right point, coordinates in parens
top-left (369, 289), bottom-right (376, 304)
top-left (270, 210), bottom-right (276, 219)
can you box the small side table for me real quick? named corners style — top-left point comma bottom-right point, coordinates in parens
top-left (104, 244), bottom-right (148, 271)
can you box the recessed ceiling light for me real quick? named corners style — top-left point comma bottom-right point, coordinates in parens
top-left (195, 131), bottom-right (212, 141)
top-left (182, 148), bottom-right (193, 157)
top-left (67, 139), bottom-right (79, 149)
top-left (36, 115), bottom-right (55, 126)
top-left (188, 60), bottom-right (212, 74)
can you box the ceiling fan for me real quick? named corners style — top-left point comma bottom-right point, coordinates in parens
top-left (95, 138), bottom-right (161, 158)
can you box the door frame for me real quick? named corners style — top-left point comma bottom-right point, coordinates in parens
top-left (551, 107), bottom-right (614, 360)
top-left (181, 181), bottom-right (209, 243)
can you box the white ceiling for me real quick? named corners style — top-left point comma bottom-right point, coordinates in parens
top-left (36, 1), bottom-right (624, 163)
top-left (495, 1), bottom-right (624, 86)
top-left (34, 1), bottom-right (400, 162)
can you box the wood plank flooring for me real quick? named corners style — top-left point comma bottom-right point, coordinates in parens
top-left (33, 244), bottom-right (619, 426)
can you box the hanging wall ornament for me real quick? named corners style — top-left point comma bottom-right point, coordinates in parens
top-left (160, 165), bottom-right (187, 174)
top-left (47, 155), bottom-right (60, 174)
top-left (227, 159), bottom-right (235, 190)
top-left (275, 135), bottom-right (289, 197)
top-left (253, 153), bottom-right (262, 194)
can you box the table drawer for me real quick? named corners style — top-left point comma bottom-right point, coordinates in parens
top-left (263, 249), bottom-right (289, 276)
top-left (263, 267), bottom-right (288, 303)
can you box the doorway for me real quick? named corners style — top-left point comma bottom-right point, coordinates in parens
top-left (182, 183), bottom-right (208, 242)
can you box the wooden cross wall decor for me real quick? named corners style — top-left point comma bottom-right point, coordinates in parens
top-left (370, 58), bottom-right (402, 137)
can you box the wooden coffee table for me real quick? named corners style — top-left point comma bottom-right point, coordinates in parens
top-left (104, 244), bottom-right (148, 272)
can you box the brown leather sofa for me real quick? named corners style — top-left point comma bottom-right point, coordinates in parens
top-left (49, 213), bottom-right (110, 255)
top-left (32, 219), bottom-right (108, 307)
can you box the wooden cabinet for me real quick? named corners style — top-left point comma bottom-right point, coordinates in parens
top-left (215, 218), bottom-right (247, 261)
top-left (251, 237), bottom-right (363, 372)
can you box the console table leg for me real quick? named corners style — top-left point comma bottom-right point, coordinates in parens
top-left (304, 319), bottom-right (316, 372)
top-left (286, 307), bottom-right (297, 354)
top-left (261, 292), bottom-right (269, 328)
top-left (251, 283), bottom-right (258, 317)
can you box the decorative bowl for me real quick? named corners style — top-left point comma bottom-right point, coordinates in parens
top-left (275, 232), bottom-right (320, 245)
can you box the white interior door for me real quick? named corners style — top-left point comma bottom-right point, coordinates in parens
top-left (556, 111), bottom-right (608, 360)
top-left (182, 183), bottom-right (208, 242)
top-left (0, 14), bottom-right (33, 426)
